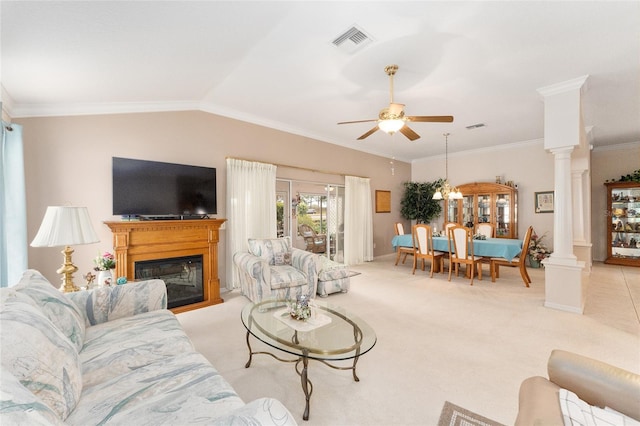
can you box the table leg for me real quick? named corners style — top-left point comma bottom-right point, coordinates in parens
top-left (301, 349), bottom-right (311, 421)
top-left (244, 331), bottom-right (253, 368)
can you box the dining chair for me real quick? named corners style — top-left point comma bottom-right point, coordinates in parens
top-left (411, 224), bottom-right (445, 277)
top-left (448, 226), bottom-right (483, 285)
top-left (443, 222), bottom-right (458, 234)
top-left (475, 223), bottom-right (495, 238)
top-left (394, 222), bottom-right (416, 266)
top-left (490, 225), bottom-right (533, 287)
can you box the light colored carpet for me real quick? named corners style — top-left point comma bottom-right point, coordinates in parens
top-left (177, 256), bottom-right (640, 425)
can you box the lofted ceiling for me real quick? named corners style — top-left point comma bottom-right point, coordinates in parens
top-left (2, 1), bottom-right (639, 162)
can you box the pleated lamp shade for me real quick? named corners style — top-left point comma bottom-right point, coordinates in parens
top-left (31, 206), bottom-right (99, 247)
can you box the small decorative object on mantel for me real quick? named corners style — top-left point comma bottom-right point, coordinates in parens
top-left (528, 230), bottom-right (552, 268)
top-left (287, 294), bottom-right (311, 321)
top-left (94, 251), bottom-right (116, 287)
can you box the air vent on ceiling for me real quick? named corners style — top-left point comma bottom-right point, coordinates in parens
top-left (332, 25), bottom-right (373, 54)
top-left (466, 123), bottom-right (486, 130)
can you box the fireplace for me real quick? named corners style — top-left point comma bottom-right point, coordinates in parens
top-left (105, 219), bottom-right (225, 313)
top-left (135, 255), bottom-right (204, 309)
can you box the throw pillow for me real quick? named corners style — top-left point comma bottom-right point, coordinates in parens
top-left (248, 237), bottom-right (291, 265)
top-left (274, 251), bottom-right (292, 266)
top-left (15, 270), bottom-right (86, 352)
top-left (0, 293), bottom-right (83, 420)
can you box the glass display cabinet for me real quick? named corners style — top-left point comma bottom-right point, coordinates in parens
top-left (444, 182), bottom-right (518, 239)
top-left (605, 181), bottom-right (640, 266)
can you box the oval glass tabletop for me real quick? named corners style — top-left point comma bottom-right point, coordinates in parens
top-left (241, 298), bottom-right (377, 361)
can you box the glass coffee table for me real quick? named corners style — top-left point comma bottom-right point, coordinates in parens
top-left (241, 299), bottom-right (376, 421)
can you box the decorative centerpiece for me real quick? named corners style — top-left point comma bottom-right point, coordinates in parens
top-left (287, 294), bottom-right (311, 321)
top-left (528, 231), bottom-right (551, 268)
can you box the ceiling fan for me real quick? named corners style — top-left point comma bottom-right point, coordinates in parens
top-left (338, 64), bottom-right (453, 141)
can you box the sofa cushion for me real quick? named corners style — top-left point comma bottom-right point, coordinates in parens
top-left (0, 364), bottom-right (65, 425)
top-left (79, 310), bottom-right (195, 388)
top-left (14, 269), bottom-right (85, 352)
top-left (248, 237), bottom-right (292, 265)
top-left (0, 290), bottom-right (83, 420)
top-left (270, 265), bottom-right (307, 290)
top-left (65, 352), bottom-right (246, 425)
top-left (67, 278), bottom-right (167, 327)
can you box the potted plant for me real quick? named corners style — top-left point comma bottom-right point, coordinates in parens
top-left (400, 180), bottom-right (442, 224)
top-left (94, 251), bottom-right (116, 287)
top-left (528, 231), bottom-right (551, 268)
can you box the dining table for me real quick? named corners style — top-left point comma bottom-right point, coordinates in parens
top-left (391, 234), bottom-right (523, 262)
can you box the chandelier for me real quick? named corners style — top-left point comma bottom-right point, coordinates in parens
top-left (433, 133), bottom-right (463, 200)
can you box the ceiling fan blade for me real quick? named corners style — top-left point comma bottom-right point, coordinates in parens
top-left (406, 115), bottom-right (454, 123)
top-left (399, 125), bottom-right (420, 141)
top-left (388, 103), bottom-right (405, 115)
top-left (338, 119), bottom-right (378, 125)
top-left (357, 126), bottom-right (380, 140)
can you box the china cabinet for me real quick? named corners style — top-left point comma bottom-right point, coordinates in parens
top-left (605, 181), bottom-right (640, 266)
top-left (443, 182), bottom-right (518, 239)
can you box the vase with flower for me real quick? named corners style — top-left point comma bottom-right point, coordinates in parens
top-left (94, 251), bottom-right (116, 287)
top-left (528, 231), bottom-right (551, 268)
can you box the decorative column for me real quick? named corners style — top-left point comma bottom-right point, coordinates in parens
top-left (537, 76), bottom-right (588, 314)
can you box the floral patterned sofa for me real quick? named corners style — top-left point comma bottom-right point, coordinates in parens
top-left (233, 237), bottom-right (318, 303)
top-left (0, 269), bottom-right (298, 425)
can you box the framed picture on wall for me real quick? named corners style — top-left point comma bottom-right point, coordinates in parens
top-left (534, 191), bottom-right (554, 213)
top-left (375, 190), bottom-right (391, 213)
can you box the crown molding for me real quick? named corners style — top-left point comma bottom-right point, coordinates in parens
top-left (6, 100), bottom-right (200, 118)
top-left (592, 140), bottom-right (640, 152)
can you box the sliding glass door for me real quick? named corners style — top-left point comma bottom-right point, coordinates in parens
top-left (276, 179), bottom-right (344, 262)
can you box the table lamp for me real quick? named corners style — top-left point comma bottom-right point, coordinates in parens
top-left (31, 206), bottom-right (100, 292)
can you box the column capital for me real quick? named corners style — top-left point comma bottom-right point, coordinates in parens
top-left (537, 75), bottom-right (589, 98)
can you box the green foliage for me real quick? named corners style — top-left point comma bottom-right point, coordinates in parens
top-left (605, 169), bottom-right (640, 183)
top-left (400, 180), bottom-right (443, 224)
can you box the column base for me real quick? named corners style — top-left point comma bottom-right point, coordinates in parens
top-left (543, 258), bottom-right (586, 314)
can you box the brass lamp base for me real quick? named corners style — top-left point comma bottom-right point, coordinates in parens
top-left (56, 245), bottom-right (80, 293)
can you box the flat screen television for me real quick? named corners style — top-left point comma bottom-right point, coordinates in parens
top-left (112, 157), bottom-right (217, 219)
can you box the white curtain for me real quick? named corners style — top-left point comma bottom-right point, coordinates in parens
top-left (344, 175), bottom-right (373, 265)
top-left (225, 158), bottom-right (277, 290)
top-left (1, 122), bottom-right (28, 287)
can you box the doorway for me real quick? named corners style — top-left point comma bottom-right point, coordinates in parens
top-left (276, 179), bottom-right (345, 262)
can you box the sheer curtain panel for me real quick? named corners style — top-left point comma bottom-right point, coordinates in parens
top-left (1, 122), bottom-right (28, 287)
top-left (344, 175), bottom-right (373, 265)
top-left (226, 159), bottom-right (277, 290)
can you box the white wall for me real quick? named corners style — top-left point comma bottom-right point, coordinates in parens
top-left (412, 139), bottom-right (556, 247)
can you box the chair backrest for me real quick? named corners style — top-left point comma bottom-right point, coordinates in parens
top-left (413, 224), bottom-right (435, 255)
top-left (449, 226), bottom-right (473, 259)
top-left (476, 223), bottom-right (495, 238)
top-left (444, 222), bottom-right (457, 233)
top-left (299, 224), bottom-right (316, 237)
top-left (394, 222), bottom-right (405, 235)
top-left (519, 226), bottom-right (534, 265)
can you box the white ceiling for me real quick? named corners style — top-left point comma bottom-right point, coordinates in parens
top-left (2, 1), bottom-right (639, 162)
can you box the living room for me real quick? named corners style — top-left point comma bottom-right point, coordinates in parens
top-left (1, 1), bottom-right (639, 425)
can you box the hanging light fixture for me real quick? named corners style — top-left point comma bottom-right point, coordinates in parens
top-left (433, 133), bottom-right (463, 200)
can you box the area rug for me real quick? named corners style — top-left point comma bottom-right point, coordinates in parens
top-left (438, 401), bottom-right (506, 426)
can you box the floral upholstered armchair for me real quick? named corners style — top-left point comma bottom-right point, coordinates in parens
top-left (233, 237), bottom-right (318, 303)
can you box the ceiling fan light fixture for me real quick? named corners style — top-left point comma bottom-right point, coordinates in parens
top-left (378, 119), bottom-right (405, 134)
